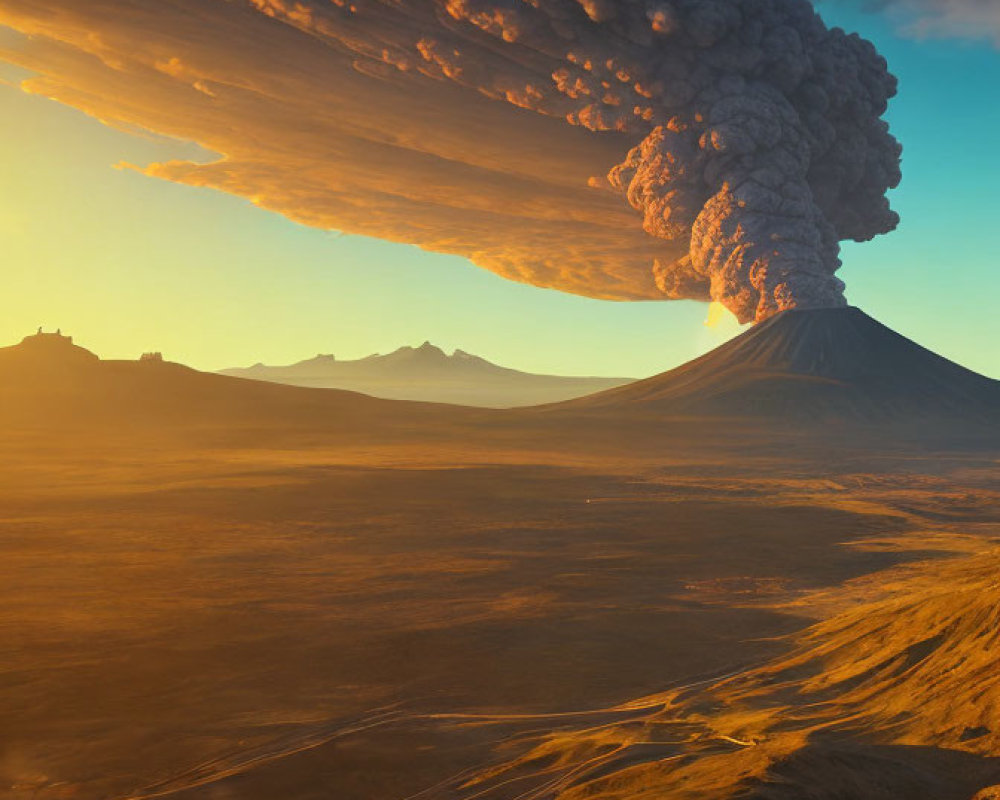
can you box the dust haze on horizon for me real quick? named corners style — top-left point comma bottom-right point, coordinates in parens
top-left (0, 0), bottom-right (902, 324)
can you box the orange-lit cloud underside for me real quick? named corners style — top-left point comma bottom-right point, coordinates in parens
top-left (0, 1), bottom-right (683, 301)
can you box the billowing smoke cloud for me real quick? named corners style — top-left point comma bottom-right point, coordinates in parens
top-left (0, 0), bottom-right (901, 322)
top-left (395, 0), bottom-right (904, 322)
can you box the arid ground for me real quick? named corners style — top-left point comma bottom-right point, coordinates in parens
top-left (3, 401), bottom-right (999, 799)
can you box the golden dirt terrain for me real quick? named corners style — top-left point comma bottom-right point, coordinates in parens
top-left (2, 329), bottom-right (1000, 799)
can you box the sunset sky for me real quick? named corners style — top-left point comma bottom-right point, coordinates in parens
top-left (1, 1), bottom-right (998, 378)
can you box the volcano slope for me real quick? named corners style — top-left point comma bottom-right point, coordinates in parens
top-left (1, 321), bottom-right (999, 800)
top-left (559, 306), bottom-right (1000, 424)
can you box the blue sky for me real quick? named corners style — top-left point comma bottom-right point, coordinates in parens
top-left (1, 3), bottom-right (997, 378)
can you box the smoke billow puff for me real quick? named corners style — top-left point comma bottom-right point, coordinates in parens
top-left (418, 0), bottom-right (903, 322)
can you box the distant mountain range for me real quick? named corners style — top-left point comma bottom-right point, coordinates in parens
top-left (218, 342), bottom-right (635, 407)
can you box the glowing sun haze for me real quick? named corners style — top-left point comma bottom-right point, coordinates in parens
top-left (0, 0), bottom-right (902, 324)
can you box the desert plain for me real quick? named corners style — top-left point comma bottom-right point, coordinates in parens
top-left (2, 376), bottom-right (999, 799)
top-left (3, 317), bottom-right (1000, 799)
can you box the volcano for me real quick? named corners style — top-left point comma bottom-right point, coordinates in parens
top-left (558, 307), bottom-right (1000, 422)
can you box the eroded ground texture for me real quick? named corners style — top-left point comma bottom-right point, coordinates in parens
top-left (2, 418), bottom-right (999, 799)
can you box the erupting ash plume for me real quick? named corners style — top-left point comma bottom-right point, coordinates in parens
top-left (0, 0), bottom-right (902, 322)
top-left (609, 2), bottom-right (903, 321)
top-left (417, 0), bottom-right (903, 322)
